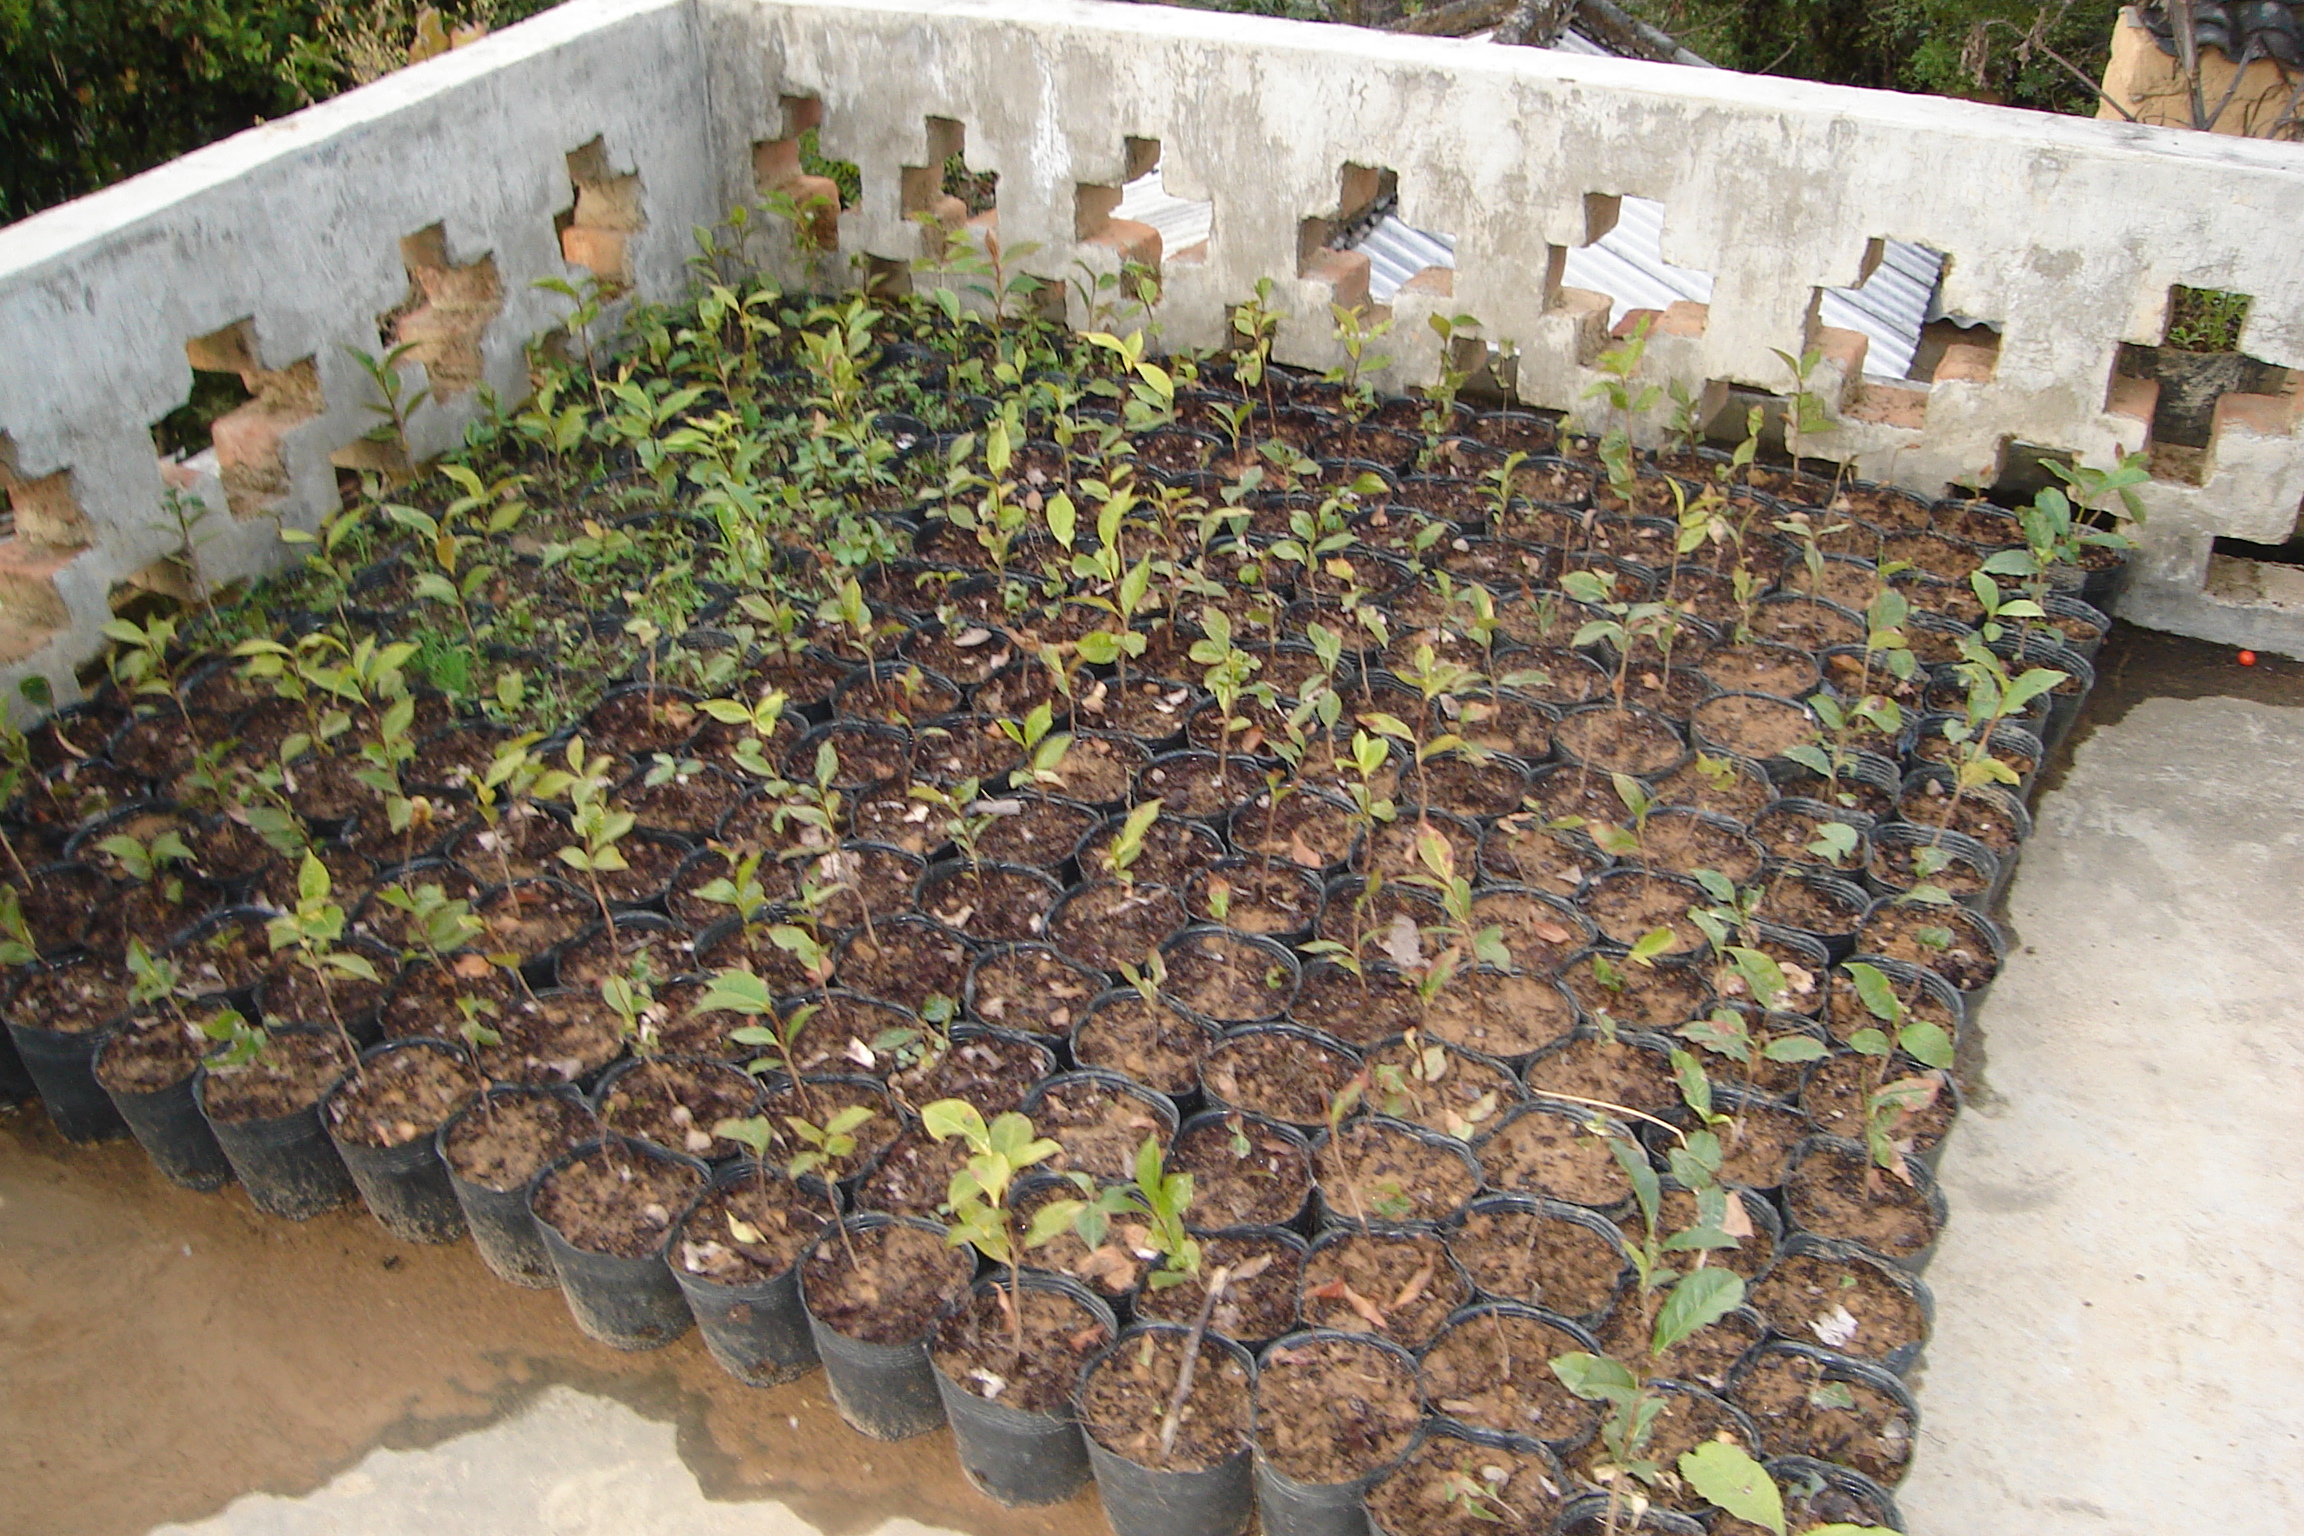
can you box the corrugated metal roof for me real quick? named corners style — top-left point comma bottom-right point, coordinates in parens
top-left (1359, 217), bottom-right (1456, 303)
top-left (1818, 238), bottom-right (1943, 381)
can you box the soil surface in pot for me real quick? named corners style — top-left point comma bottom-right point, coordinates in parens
top-left (1730, 1351), bottom-right (1914, 1485)
top-left (890, 1033), bottom-right (1049, 1117)
top-left (200, 1031), bottom-right (356, 1122)
top-left (1170, 1112), bottom-right (1310, 1229)
top-left (1750, 1250), bottom-right (1929, 1365)
top-left (1476, 1110), bottom-right (1629, 1208)
top-left (1319, 1120), bottom-right (1478, 1225)
top-left (1031, 1079), bottom-right (1172, 1182)
top-left (1135, 1231), bottom-right (1303, 1340)
top-left (1564, 1385), bottom-right (1755, 1511)
top-left (1784, 1144), bottom-right (1940, 1262)
top-left (1256, 1333), bottom-right (1421, 1483)
top-left (1800, 1056), bottom-right (1955, 1156)
top-left (1365, 1430), bottom-right (1565, 1536)
top-left (930, 1283), bottom-right (1112, 1413)
top-left (328, 1045), bottom-right (478, 1148)
top-left (1597, 1296), bottom-right (1769, 1391)
top-left (1361, 1036), bottom-right (1518, 1141)
top-left (675, 1172), bottom-right (826, 1283)
top-left (1070, 994), bottom-right (1210, 1096)
top-left (94, 1014), bottom-right (205, 1093)
top-left (1448, 1205), bottom-right (1626, 1318)
top-left (1523, 1034), bottom-right (1682, 1125)
top-left (440, 1090), bottom-right (598, 1191)
top-left (802, 1221), bottom-right (974, 1345)
top-left (1079, 1330), bottom-right (1252, 1472)
top-left (967, 947), bottom-right (1096, 1036)
top-left (597, 1058), bottom-right (762, 1161)
top-left (1202, 1030), bottom-right (1356, 1124)
top-left (530, 1143), bottom-right (703, 1259)
top-left (1301, 1229), bottom-right (1469, 1347)
top-left (1420, 1311), bottom-right (1601, 1445)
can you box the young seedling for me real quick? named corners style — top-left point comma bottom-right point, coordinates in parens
top-left (706, 970), bottom-right (823, 1115)
top-left (1839, 960), bottom-right (1956, 1185)
top-left (264, 850), bottom-right (383, 1072)
top-left (1674, 1440), bottom-right (1900, 1536)
top-left (997, 702), bottom-right (1074, 790)
top-left (921, 1098), bottom-right (1067, 1358)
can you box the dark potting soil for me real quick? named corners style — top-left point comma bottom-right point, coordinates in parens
top-left (1523, 1034), bottom-right (1681, 1124)
top-left (1855, 905), bottom-right (2000, 992)
top-left (1756, 873), bottom-right (1871, 937)
top-left (1070, 994), bottom-right (1212, 1096)
top-left (555, 921), bottom-right (697, 994)
top-left (1597, 1297), bottom-right (1768, 1392)
top-left (1161, 930), bottom-right (1291, 1022)
top-left (802, 1221), bottom-right (974, 1345)
top-left (1364, 1430), bottom-right (1566, 1536)
top-left (931, 1282), bottom-right (1113, 1413)
top-left (1043, 881), bottom-right (1186, 972)
top-left (93, 1013), bottom-right (204, 1093)
top-left (917, 866), bottom-right (1055, 944)
top-left (1032, 1079), bottom-right (1171, 1182)
top-left (1710, 1100), bottom-right (1810, 1190)
top-left (850, 1126), bottom-right (969, 1219)
top-left (1553, 708), bottom-right (1685, 777)
top-left (1691, 693), bottom-right (1818, 760)
top-left (1286, 965), bottom-right (1424, 1048)
top-left (1476, 1111), bottom-right (1630, 1208)
top-left (1080, 1330), bottom-right (1253, 1473)
top-left (1580, 873), bottom-right (1705, 953)
top-left (975, 797), bottom-right (1099, 869)
top-left (1784, 1143), bottom-right (1940, 1261)
top-left (1232, 789), bottom-right (1358, 869)
top-left (1447, 1206), bottom-right (1626, 1318)
top-left (1362, 813), bottom-right (1480, 886)
top-left (1187, 859), bottom-right (1320, 934)
top-left (1134, 1231), bottom-right (1303, 1339)
top-left (1301, 1229), bottom-right (1470, 1347)
top-left (1559, 955), bottom-right (1712, 1032)
top-left (1729, 1351), bottom-right (1914, 1485)
top-left (1256, 1334), bottom-right (1422, 1483)
top-left (473, 881), bottom-right (593, 960)
top-left (1014, 1180), bottom-right (1148, 1297)
top-left (833, 923), bottom-right (973, 1015)
top-left (531, 1144), bottom-right (704, 1259)
top-left (1201, 1030), bottom-right (1356, 1124)
top-left (1318, 1120), bottom-right (1478, 1225)
top-left (1866, 836), bottom-right (1992, 900)
top-left (890, 1032), bottom-right (1049, 1117)
top-left (1362, 1036), bottom-right (1518, 1141)
top-left (1418, 971), bottom-right (1579, 1060)
top-left (1800, 1056), bottom-right (1956, 1156)
top-left (326, 1045), bottom-right (478, 1148)
top-left (1169, 1112), bottom-right (1310, 1229)
top-left (1420, 1311), bottom-right (1600, 1445)
top-left (477, 990), bottom-right (623, 1084)
top-left (440, 1090), bottom-right (599, 1192)
top-left (1479, 814), bottom-right (1607, 893)
top-left (199, 1030), bottom-right (355, 1122)
top-left (597, 1058), bottom-right (763, 1160)
top-left (1040, 734), bottom-right (1144, 805)
top-left (1895, 779), bottom-right (2021, 855)
top-left (675, 1173), bottom-right (826, 1284)
top-left (1564, 1385), bottom-right (1756, 1511)
top-left (1750, 1251), bottom-right (1928, 1365)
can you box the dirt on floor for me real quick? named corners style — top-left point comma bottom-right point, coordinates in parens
top-left (0, 1109), bottom-right (1096, 1536)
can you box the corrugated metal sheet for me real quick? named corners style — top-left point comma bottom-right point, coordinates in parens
top-left (1335, 190), bottom-right (1965, 384)
top-left (1113, 170), bottom-right (1213, 260)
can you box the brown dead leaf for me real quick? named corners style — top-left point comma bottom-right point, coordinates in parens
top-left (1389, 1258), bottom-right (1438, 1314)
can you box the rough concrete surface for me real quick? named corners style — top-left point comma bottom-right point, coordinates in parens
top-left (1898, 692), bottom-right (2304, 1533)
top-left (148, 1385), bottom-right (962, 1536)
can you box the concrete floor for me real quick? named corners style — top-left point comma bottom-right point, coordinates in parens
top-left (9, 635), bottom-right (2300, 1536)
top-left (1898, 688), bottom-right (2304, 1534)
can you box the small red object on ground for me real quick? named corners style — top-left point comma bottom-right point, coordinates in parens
top-left (2239, 650), bottom-right (2259, 666)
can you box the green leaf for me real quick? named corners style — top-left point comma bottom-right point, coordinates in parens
top-left (1549, 1351), bottom-right (1640, 1405)
top-left (698, 968), bottom-right (775, 1017)
top-left (922, 1097), bottom-right (988, 1148)
top-left (1651, 1266), bottom-right (1744, 1355)
top-left (1899, 1018), bottom-right (1956, 1070)
top-left (1677, 1442), bottom-right (1784, 1536)
top-left (1046, 491), bottom-right (1076, 550)
top-left (1762, 1034), bottom-right (1830, 1064)
top-left (1844, 961), bottom-right (1903, 1024)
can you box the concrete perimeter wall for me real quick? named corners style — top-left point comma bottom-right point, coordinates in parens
top-left (5, 0), bottom-right (2304, 703)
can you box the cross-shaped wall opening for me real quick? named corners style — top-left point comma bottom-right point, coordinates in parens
top-left (555, 138), bottom-right (647, 293)
top-left (1298, 163), bottom-right (1454, 319)
top-left (1809, 239), bottom-right (2001, 432)
top-left (752, 96), bottom-right (856, 259)
top-left (2111, 284), bottom-right (2298, 485)
top-left (1075, 136), bottom-right (1213, 286)
top-left (1548, 194), bottom-right (1711, 366)
top-left (900, 117), bottom-right (997, 260)
top-left (154, 319), bottom-right (321, 524)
